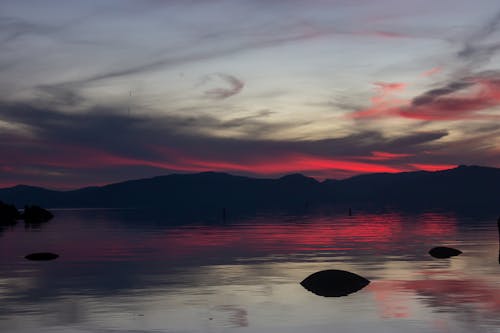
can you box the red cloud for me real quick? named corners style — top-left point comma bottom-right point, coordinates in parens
top-left (154, 152), bottom-right (404, 176)
top-left (409, 163), bottom-right (457, 172)
top-left (421, 66), bottom-right (442, 77)
top-left (372, 31), bottom-right (409, 39)
top-left (1, 140), bottom-right (462, 187)
top-left (364, 151), bottom-right (414, 161)
top-left (350, 81), bottom-right (407, 119)
top-left (399, 80), bottom-right (500, 120)
top-left (372, 82), bottom-right (407, 103)
top-left (351, 75), bottom-right (500, 121)
top-left (2, 142), bottom-right (407, 183)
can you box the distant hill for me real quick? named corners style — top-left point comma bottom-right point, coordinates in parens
top-left (0, 166), bottom-right (499, 212)
top-left (321, 165), bottom-right (500, 210)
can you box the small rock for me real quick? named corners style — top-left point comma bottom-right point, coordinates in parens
top-left (429, 246), bottom-right (462, 259)
top-left (25, 252), bottom-right (59, 261)
top-left (300, 269), bottom-right (370, 297)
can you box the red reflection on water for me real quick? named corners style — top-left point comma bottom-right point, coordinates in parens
top-left (151, 214), bottom-right (402, 257)
top-left (7, 212), bottom-right (457, 262)
top-left (403, 278), bottom-right (500, 312)
top-left (139, 212), bottom-right (457, 259)
top-left (414, 212), bottom-right (458, 236)
top-left (369, 271), bottom-right (500, 320)
top-left (368, 281), bottom-right (410, 318)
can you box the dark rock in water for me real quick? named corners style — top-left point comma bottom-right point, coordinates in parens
top-left (300, 269), bottom-right (370, 297)
top-left (25, 252), bottom-right (59, 261)
top-left (0, 201), bottom-right (20, 225)
top-left (429, 246), bottom-right (462, 259)
top-left (21, 205), bottom-right (53, 223)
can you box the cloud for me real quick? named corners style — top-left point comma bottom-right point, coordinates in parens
top-left (0, 98), bottom-right (458, 187)
top-left (362, 151), bottom-right (414, 161)
top-left (411, 80), bottom-right (473, 107)
top-left (202, 73), bottom-right (244, 99)
top-left (351, 72), bottom-right (500, 121)
top-left (387, 131), bottom-right (448, 147)
top-left (401, 73), bottom-right (500, 120)
top-left (36, 84), bottom-right (86, 107)
top-left (421, 67), bottom-right (442, 77)
top-left (457, 11), bottom-right (500, 65)
top-left (0, 16), bottom-right (56, 43)
top-left (43, 22), bottom-right (342, 87)
top-left (407, 163), bottom-right (458, 172)
top-left (350, 81), bottom-right (407, 119)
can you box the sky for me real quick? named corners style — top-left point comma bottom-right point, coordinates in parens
top-left (1, 0), bottom-right (500, 189)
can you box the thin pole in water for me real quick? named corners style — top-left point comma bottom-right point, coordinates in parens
top-left (497, 216), bottom-right (500, 264)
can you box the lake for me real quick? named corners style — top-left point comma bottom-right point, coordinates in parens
top-left (1, 209), bottom-right (499, 333)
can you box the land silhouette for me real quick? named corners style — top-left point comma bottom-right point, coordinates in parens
top-left (0, 165), bottom-right (498, 213)
top-left (0, 202), bottom-right (53, 225)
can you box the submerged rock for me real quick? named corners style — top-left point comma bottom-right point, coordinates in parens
top-left (25, 252), bottom-right (59, 261)
top-left (300, 269), bottom-right (370, 297)
top-left (429, 246), bottom-right (462, 259)
top-left (21, 205), bottom-right (53, 223)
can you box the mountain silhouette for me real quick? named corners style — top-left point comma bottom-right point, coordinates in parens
top-left (0, 166), bottom-right (498, 212)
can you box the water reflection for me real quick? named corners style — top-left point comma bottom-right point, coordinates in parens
top-left (0, 209), bottom-right (499, 332)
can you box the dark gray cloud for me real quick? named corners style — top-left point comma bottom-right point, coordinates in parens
top-left (0, 13), bottom-right (95, 45)
top-left (0, 101), bottom-right (448, 160)
top-left (37, 84), bottom-right (86, 107)
top-left (457, 11), bottom-right (500, 65)
top-left (0, 16), bottom-right (56, 43)
top-left (385, 131), bottom-right (448, 148)
top-left (203, 74), bottom-right (244, 99)
top-left (411, 81), bottom-right (472, 106)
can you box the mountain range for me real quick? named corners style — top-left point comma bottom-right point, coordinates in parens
top-left (0, 165), bottom-right (499, 213)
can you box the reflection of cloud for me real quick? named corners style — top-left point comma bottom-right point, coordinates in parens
top-left (368, 281), bottom-right (410, 319)
top-left (214, 305), bottom-right (248, 327)
top-left (369, 265), bottom-right (500, 324)
top-left (405, 277), bottom-right (500, 317)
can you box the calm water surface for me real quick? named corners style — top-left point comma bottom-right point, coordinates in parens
top-left (1, 209), bottom-right (500, 333)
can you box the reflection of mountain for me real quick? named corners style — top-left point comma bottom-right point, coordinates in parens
top-left (0, 165), bottom-right (498, 211)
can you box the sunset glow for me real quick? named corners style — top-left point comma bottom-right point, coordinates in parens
top-left (0, 0), bottom-right (498, 188)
